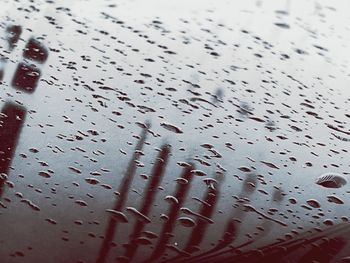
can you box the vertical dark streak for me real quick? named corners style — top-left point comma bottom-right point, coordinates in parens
top-left (161, 172), bottom-right (224, 263)
top-left (184, 187), bottom-right (285, 263)
top-left (145, 163), bottom-right (195, 262)
top-left (210, 175), bottom-right (257, 250)
top-left (184, 172), bottom-right (223, 253)
top-left (174, 173), bottom-right (257, 263)
top-left (0, 67), bottom-right (4, 81)
top-left (217, 173), bottom-right (258, 248)
top-left (0, 102), bottom-right (26, 198)
top-left (95, 125), bottom-right (149, 263)
top-left (12, 38), bottom-right (48, 93)
top-left (121, 144), bottom-right (171, 262)
top-left (252, 187), bottom-right (285, 242)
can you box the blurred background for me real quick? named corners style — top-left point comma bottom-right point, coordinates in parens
top-left (1, 0), bottom-right (350, 262)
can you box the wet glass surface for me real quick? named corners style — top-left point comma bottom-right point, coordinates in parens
top-left (1, 0), bottom-right (350, 262)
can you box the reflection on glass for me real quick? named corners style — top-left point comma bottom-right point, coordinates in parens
top-left (12, 37), bottom-right (48, 93)
top-left (0, 102), bottom-right (26, 198)
top-left (12, 62), bottom-right (41, 93)
top-left (146, 163), bottom-right (195, 262)
top-left (97, 124), bottom-right (149, 263)
top-left (23, 38), bottom-right (49, 63)
top-left (121, 144), bottom-right (171, 262)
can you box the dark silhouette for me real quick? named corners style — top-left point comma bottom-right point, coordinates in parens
top-left (96, 124), bottom-right (149, 263)
top-left (163, 171), bottom-right (225, 263)
top-left (183, 171), bottom-right (224, 254)
top-left (0, 65), bottom-right (4, 81)
top-left (12, 62), bottom-right (41, 93)
top-left (23, 38), bottom-right (49, 63)
top-left (12, 37), bottom-right (48, 93)
top-left (171, 173), bottom-right (258, 263)
top-left (145, 163), bottom-right (195, 262)
top-left (119, 144), bottom-right (171, 262)
top-left (183, 187), bottom-right (286, 263)
top-left (0, 102), bottom-right (26, 198)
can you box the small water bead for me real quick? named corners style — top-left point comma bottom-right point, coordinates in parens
top-left (160, 122), bottom-right (183, 133)
top-left (126, 207), bottom-right (151, 223)
top-left (106, 209), bottom-right (128, 223)
top-left (327, 195), bottom-right (344, 204)
top-left (178, 217), bottom-right (196, 227)
top-left (190, 169), bottom-right (206, 176)
top-left (84, 178), bottom-right (100, 185)
top-left (306, 199), bottom-right (321, 208)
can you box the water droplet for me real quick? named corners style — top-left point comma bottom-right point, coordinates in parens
top-left (315, 173), bottom-right (347, 188)
top-left (178, 217), bottom-right (196, 227)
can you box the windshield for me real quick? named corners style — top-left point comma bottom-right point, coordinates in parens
top-left (0, 1), bottom-right (350, 262)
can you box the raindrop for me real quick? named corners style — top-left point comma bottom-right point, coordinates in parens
top-left (306, 199), bottom-right (321, 208)
top-left (106, 209), bottom-right (128, 223)
top-left (160, 122), bottom-right (183, 134)
top-left (178, 217), bottom-right (196, 227)
top-left (85, 178), bottom-right (100, 185)
top-left (327, 195), bottom-right (344, 204)
top-left (126, 207), bottom-right (151, 223)
top-left (315, 173), bottom-right (347, 188)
